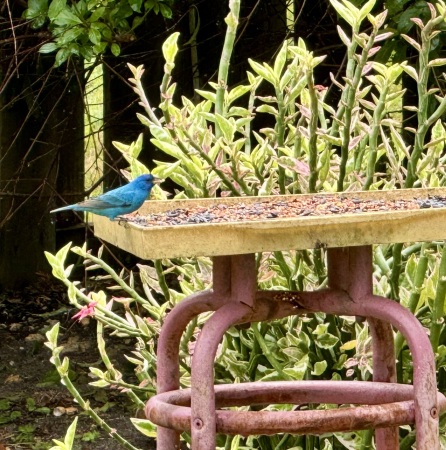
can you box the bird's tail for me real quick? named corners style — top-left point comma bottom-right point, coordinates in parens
top-left (50, 205), bottom-right (76, 214)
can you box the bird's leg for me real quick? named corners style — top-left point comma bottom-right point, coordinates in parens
top-left (115, 216), bottom-right (130, 225)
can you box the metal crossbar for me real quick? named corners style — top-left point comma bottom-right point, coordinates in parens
top-left (146, 247), bottom-right (446, 449)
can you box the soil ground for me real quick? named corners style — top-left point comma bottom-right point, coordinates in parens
top-left (0, 275), bottom-right (153, 450)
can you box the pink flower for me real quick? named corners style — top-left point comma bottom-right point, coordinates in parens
top-left (72, 302), bottom-right (97, 321)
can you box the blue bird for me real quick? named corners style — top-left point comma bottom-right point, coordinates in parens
top-left (51, 174), bottom-right (159, 220)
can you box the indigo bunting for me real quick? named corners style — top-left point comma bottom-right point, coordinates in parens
top-left (51, 174), bottom-right (159, 220)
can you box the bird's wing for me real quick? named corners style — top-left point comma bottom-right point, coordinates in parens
top-left (77, 195), bottom-right (131, 210)
top-left (101, 187), bottom-right (142, 205)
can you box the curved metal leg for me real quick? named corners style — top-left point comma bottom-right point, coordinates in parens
top-left (327, 246), bottom-right (399, 449)
top-left (369, 318), bottom-right (399, 448)
top-left (364, 296), bottom-right (439, 450)
top-left (155, 255), bottom-right (254, 449)
top-left (190, 301), bottom-right (252, 450)
top-left (292, 288), bottom-right (439, 449)
top-left (328, 246), bottom-right (438, 449)
top-left (155, 291), bottom-right (216, 450)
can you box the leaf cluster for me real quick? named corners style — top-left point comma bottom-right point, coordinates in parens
top-left (24, 0), bottom-right (175, 66)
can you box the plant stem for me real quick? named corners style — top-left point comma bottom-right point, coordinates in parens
top-left (155, 259), bottom-right (171, 303)
top-left (182, 129), bottom-right (241, 195)
top-left (230, 154), bottom-right (252, 195)
top-left (215, 0), bottom-right (240, 138)
top-left (430, 244), bottom-right (446, 351)
top-left (396, 13), bottom-right (445, 294)
top-left (274, 251), bottom-right (297, 290)
top-left (408, 243), bottom-right (430, 314)
top-left (363, 86), bottom-right (389, 190)
top-left (129, 66), bottom-right (162, 127)
top-left (292, 116), bottom-right (305, 194)
top-left (390, 243), bottom-right (403, 299)
top-left (63, 279), bottom-right (143, 335)
top-left (399, 432), bottom-right (416, 450)
top-left (395, 243), bottom-right (429, 355)
top-left (374, 246), bottom-right (391, 277)
top-left (253, 324), bottom-right (292, 380)
top-left (51, 352), bottom-right (140, 450)
top-left (313, 248), bottom-right (325, 284)
top-left (359, 429), bottom-right (373, 450)
top-left (337, 27), bottom-right (378, 191)
top-left (405, 13), bottom-right (445, 187)
top-left (306, 69), bottom-right (319, 192)
top-left (245, 78), bottom-right (261, 155)
top-left (85, 251), bottom-right (158, 307)
top-left (276, 88), bottom-right (287, 194)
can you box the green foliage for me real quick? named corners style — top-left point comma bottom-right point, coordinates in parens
top-left (24, 0), bottom-right (175, 66)
top-left (44, 0), bottom-right (446, 448)
top-left (49, 417), bottom-right (77, 450)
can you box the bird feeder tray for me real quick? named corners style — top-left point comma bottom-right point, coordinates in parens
top-left (93, 187), bottom-right (446, 259)
top-left (93, 188), bottom-right (446, 449)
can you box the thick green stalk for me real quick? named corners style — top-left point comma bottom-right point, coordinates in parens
top-left (395, 243), bottom-right (429, 355)
top-left (407, 91), bottom-right (446, 186)
top-left (160, 72), bottom-right (171, 102)
top-left (386, 243), bottom-right (426, 267)
top-left (275, 89), bottom-right (287, 194)
top-left (305, 435), bottom-right (314, 450)
top-left (97, 320), bottom-right (114, 370)
top-left (306, 70), bottom-right (319, 193)
top-left (252, 324), bottom-right (292, 380)
top-left (248, 335), bottom-right (262, 379)
top-left (405, 14), bottom-right (445, 188)
top-left (359, 430), bottom-right (373, 450)
top-left (292, 116), bottom-right (305, 194)
top-left (407, 245), bottom-right (429, 314)
top-left (354, 137), bottom-right (368, 173)
top-left (181, 317), bottom-right (198, 356)
top-left (244, 78), bottom-right (261, 155)
top-left (155, 259), bottom-right (171, 303)
top-left (394, 13), bottom-right (445, 295)
top-left (274, 251), bottom-right (297, 290)
top-left (390, 243), bottom-right (403, 299)
top-left (330, 36), bottom-right (359, 140)
top-left (400, 433), bottom-right (416, 450)
top-left (329, 26), bottom-right (360, 176)
top-left (337, 28), bottom-right (378, 191)
top-left (337, 87), bottom-right (355, 191)
top-left (374, 246), bottom-right (391, 277)
top-left (276, 433), bottom-right (291, 449)
top-left (407, 244), bottom-right (430, 314)
top-left (313, 248), bottom-right (325, 285)
top-left (430, 244), bottom-right (446, 351)
top-left (363, 86), bottom-right (389, 190)
top-left (188, 5), bottom-right (201, 104)
top-left (215, 0), bottom-right (240, 137)
top-left (129, 67), bottom-right (162, 127)
top-left (275, 91), bottom-right (286, 147)
top-left (230, 155), bottom-right (252, 195)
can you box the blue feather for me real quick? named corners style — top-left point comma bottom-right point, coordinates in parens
top-left (51, 174), bottom-right (158, 220)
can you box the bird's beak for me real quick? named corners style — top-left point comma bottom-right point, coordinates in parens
top-left (152, 177), bottom-right (162, 184)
